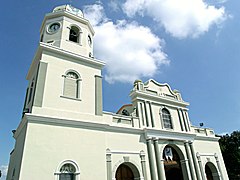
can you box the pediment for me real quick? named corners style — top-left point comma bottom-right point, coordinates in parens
top-left (144, 79), bottom-right (178, 99)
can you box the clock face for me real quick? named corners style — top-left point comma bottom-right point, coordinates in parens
top-left (87, 35), bottom-right (92, 47)
top-left (48, 22), bottom-right (60, 33)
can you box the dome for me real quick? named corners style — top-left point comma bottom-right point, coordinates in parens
top-left (53, 5), bottom-right (84, 18)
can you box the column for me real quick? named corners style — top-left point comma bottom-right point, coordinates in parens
top-left (184, 142), bottom-right (197, 180)
top-left (146, 138), bottom-right (157, 180)
top-left (140, 150), bottom-right (148, 180)
top-left (196, 153), bottom-right (206, 180)
top-left (95, 75), bottom-right (103, 116)
top-left (214, 153), bottom-right (223, 180)
top-left (153, 138), bottom-right (166, 180)
top-left (189, 142), bottom-right (202, 180)
top-left (180, 159), bottom-right (192, 180)
top-left (149, 102), bottom-right (155, 127)
top-left (106, 149), bottom-right (112, 180)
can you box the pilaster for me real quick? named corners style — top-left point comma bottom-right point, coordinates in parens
top-left (95, 75), bottom-right (103, 116)
top-left (214, 153), bottom-right (223, 180)
top-left (196, 153), bottom-right (206, 180)
top-left (140, 150), bottom-right (148, 180)
top-left (106, 149), bottom-right (112, 180)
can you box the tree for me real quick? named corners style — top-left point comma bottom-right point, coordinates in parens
top-left (219, 131), bottom-right (240, 180)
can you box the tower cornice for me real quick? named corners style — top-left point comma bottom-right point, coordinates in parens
top-left (40, 10), bottom-right (95, 35)
top-left (26, 42), bottom-right (105, 80)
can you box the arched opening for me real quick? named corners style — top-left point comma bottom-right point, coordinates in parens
top-left (205, 162), bottom-right (220, 180)
top-left (163, 145), bottom-right (184, 180)
top-left (56, 160), bottom-right (80, 180)
top-left (59, 163), bottom-right (76, 180)
top-left (63, 70), bottom-right (81, 99)
top-left (69, 26), bottom-right (80, 43)
top-left (161, 108), bottom-right (173, 129)
top-left (115, 162), bottom-right (140, 180)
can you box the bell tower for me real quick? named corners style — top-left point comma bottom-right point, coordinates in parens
top-left (23, 5), bottom-right (105, 118)
top-left (40, 5), bottom-right (94, 57)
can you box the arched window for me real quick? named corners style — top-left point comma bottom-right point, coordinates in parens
top-left (59, 163), bottom-right (76, 180)
top-left (162, 108), bottom-right (173, 129)
top-left (69, 26), bottom-right (80, 43)
top-left (55, 161), bottom-right (80, 180)
top-left (63, 71), bottom-right (81, 99)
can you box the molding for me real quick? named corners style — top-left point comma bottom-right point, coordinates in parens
top-left (197, 153), bottom-right (216, 157)
top-left (40, 10), bottom-right (95, 35)
top-left (20, 113), bottom-right (219, 143)
top-left (40, 42), bottom-right (105, 67)
top-left (27, 42), bottom-right (105, 79)
top-left (13, 117), bottom-right (28, 139)
top-left (144, 79), bottom-right (176, 96)
top-left (60, 95), bottom-right (82, 101)
top-left (130, 90), bottom-right (189, 108)
top-left (24, 113), bottom-right (143, 135)
top-left (194, 135), bottom-right (219, 142)
top-left (144, 128), bottom-right (196, 142)
top-left (110, 150), bottom-right (141, 155)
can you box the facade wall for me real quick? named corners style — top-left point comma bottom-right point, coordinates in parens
top-left (7, 5), bottom-right (229, 180)
top-left (7, 121), bottom-right (28, 180)
top-left (31, 50), bottom-right (101, 116)
top-left (19, 122), bottom-right (107, 180)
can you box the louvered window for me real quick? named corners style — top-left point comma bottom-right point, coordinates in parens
top-left (162, 108), bottom-right (173, 129)
top-left (63, 71), bottom-right (81, 99)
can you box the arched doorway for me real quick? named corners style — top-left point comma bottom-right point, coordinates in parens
top-left (163, 145), bottom-right (184, 180)
top-left (205, 162), bottom-right (220, 180)
top-left (115, 164), bottom-right (134, 180)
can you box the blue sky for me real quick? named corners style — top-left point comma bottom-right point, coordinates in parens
top-left (1, 0), bottom-right (240, 178)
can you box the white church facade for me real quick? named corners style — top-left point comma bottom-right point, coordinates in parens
top-left (7, 5), bottom-right (228, 180)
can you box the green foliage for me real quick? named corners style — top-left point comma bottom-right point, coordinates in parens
top-left (219, 131), bottom-right (240, 180)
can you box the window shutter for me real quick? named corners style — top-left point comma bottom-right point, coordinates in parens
top-left (64, 78), bottom-right (77, 98)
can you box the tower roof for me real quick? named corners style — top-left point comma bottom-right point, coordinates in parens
top-left (53, 4), bottom-right (84, 18)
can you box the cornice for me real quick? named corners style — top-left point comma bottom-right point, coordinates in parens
top-left (27, 42), bottom-right (105, 79)
top-left (40, 10), bottom-right (94, 35)
top-left (130, 90), bottom-right (189, 108)
top-left (144, 128), bottom-right (196, 142)
top-left (194, 135), bottom-right (219, 142)
top-left (25, 113), bottom-right (143, 135)
top-left (40, 42), bottom-right (105, 67)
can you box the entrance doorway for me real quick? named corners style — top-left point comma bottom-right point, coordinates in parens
top-left (115, 164), bottom-right (134, 180)
top-left (205, 162), bottom-right (220, 180)
top-left (163, 146), bottom-right (184, 180)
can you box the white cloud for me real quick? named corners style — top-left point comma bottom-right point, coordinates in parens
top-left (123, 0), bottom-right (228, 38)
top-left (84, 4), bottom-right (169, 84)
top-left (83, 4), bottom-right (108, 26)
top-left (0, 165), bottom-right (8, 179)
top-left (108, 0), bottom-right (121, 12)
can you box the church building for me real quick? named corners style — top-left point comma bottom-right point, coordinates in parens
top-left (7, 5), bottom-right (228, 180)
